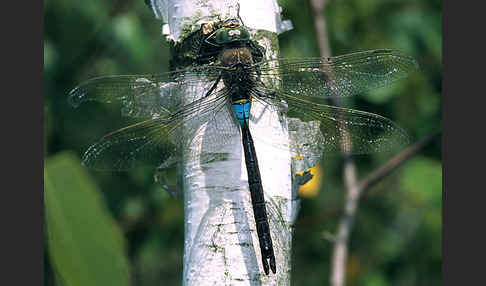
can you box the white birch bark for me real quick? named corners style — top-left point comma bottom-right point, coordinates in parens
top-left (147, 1), bottom-right (297, 285)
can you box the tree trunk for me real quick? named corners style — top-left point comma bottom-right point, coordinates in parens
top-left (147, 0), bottom-right (297, 284)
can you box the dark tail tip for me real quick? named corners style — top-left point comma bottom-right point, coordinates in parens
top-left (262, 254), bottom-right (276, 275)
top-left (270, 255), bottom-right (276, 274)
top-left (262, 257), bottom-right (270, 275)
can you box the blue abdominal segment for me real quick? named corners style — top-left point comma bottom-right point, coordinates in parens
top-left (232, 101), bottom-right (251, 127)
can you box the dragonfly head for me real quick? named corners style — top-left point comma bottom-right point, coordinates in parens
top-left (213, 19), bottom-right (250, 45)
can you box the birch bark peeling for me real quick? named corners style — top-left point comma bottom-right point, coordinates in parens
top-left (147, 0), bottom-right (296, 285)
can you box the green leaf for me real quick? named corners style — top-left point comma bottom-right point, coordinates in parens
top-left (363, 83), bottom-right (400, 104)
top-left (401, 156), bottom-right (442, 206)
top-left (45, 152), bottom-right (131, 286)
top-left (363, 271), bottom-right (387, 286)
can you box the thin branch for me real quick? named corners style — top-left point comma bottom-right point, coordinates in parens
top-left (310, 0), bottom-right (331, 59)
top-left (359, 130), bottom-right (442, 193)
top-left (309, 1), bottom-right (362, 286)
top-left (309, 1), bottom-right (441, 286)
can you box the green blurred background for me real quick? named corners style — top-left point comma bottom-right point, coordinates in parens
top-left (44, 0), bottom-right (442, 285)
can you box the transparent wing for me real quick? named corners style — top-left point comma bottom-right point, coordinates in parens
top-left (254, 49), bottom-right (418, 100)
top-left (268, 91), bottom-right (410, 157)
top-left (68, 65), bottom-right (226, 118)
top-left (81, 117), bottom-right (177, 170)
top-left (80, 87), bottom-right (236, 171)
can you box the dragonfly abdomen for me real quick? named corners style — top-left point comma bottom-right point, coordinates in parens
top-left (232, 101), bottom-right (251, 126)
top-left (240, 118), bottom-right (277, 275)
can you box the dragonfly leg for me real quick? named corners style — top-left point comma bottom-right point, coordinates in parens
top-left (247, 39), bottom-right (265, 64)
top-left (203, 74), bottom-right (222, 98)
top-left (195, 52), bottom-right (220, 64)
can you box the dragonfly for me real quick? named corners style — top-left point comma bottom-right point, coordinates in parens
top-left (69, 18), bottom-right (418, 275)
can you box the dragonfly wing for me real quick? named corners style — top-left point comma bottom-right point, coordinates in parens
top-left (156, 88), bottom-right (240, 197)
top-left (255, 49), bottom-right (418, 100)
top-left (81, 88), bottom-right (233, 171)
top-left (81, 117), bottom-right (178, 170)
top-left (269, 91), bottom-right (410, 157)
top-left (68, 65), bottom-right (225, 118)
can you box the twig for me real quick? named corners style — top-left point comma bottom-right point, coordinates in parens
top-left (309, 1), bottom-right (441, 286)
top-left (359, 130), bottom-right (442, 193)
top-left (309, 1), bottom-right (361, 285)
top-left (310, 0), bottom-right (331, 59)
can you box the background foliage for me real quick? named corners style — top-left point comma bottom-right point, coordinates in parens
top-left (44, 0), bottom-right (442, 285)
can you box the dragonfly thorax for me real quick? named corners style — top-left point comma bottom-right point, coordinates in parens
top-left (220, 46), bottom-right (255, 103)
top-left (219, 46), bottom-right (254, 67)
